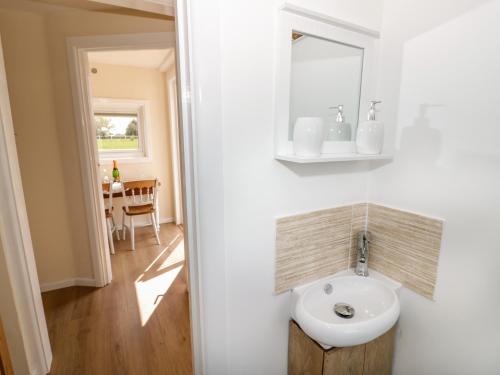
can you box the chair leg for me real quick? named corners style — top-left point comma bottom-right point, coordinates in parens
top-left (122, 212), bottom-right (126, 240)
top-left (130, 216), bottom-right (135, 251)
top-left (106, 218), bottom-right (115, 255)
top-left (112, 216), bottom-right (120, 241)
top-left (151, 213), bottom-right (160, 245)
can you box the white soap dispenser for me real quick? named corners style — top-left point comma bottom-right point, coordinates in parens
top-left (356, 100), bottom-right (384, 154)
top-left (325, 105), bottom-right (351, 141)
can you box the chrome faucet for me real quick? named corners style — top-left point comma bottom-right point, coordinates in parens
top-left (355, 231), bottom-right (371, 276)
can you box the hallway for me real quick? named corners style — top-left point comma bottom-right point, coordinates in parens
top-left (42, 224), bottom-right (192, 375)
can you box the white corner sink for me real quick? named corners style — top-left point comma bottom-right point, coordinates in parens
top-left (291, 270), bottom-right (400, 348)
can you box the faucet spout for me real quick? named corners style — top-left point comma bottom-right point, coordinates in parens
top-left (355, 231), bottom-right (371, 276)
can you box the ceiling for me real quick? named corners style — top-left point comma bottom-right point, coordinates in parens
top-left (88, 49), bottom-right (174, 69)
top-left (0, 0), bottom-right (125, 14)
top-left (0, 0), bottom-right (174, 19)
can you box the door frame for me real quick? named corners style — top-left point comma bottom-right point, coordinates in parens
top-left (66, 32), bottom-right (176, 287)
top-left (167, 76), bottom-right (184, 225)
top-left (66, 20), bottom-right (206, 374)
top-left (0, 3), bottom-right (206, 374)
top-left (174, 1), bottom-right (206, 373)
top-left (0, 35), bottom-right (52, 375)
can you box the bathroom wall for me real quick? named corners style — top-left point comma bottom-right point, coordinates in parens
top-left (191, 1), bottom-right (500, 374)
top-left (188, 0), bottom-right (383, 373)
top-left (371, 0), bottom-right (500, 373)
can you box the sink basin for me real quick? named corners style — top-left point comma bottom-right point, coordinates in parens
top-left (292, 271), bottom-right (400, 348)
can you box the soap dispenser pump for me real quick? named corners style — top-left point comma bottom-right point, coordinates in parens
top-left (325, 105), bottom-right (351, 141)
top-left (356, 100), bottom-right (384, 154)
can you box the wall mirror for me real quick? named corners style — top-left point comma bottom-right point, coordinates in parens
top-left (275, 4), bottom-right (381, 161)
top-left (289, 33), bottom-right (363, 142)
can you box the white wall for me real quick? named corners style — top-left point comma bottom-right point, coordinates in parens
top-left (287, 0), bottom-right (383, 31)
top-left (193, 0), bottom-right (500, 373)
top-left (371, 0), bottom-right (500, 373)
top-left (189, 0), bottom-right (383, 373)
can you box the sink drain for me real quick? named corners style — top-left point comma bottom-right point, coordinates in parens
top-left (334, 303), bottom-right (355, 319)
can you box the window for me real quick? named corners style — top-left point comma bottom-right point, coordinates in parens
top-left (95, 113), bottom-right (139, 151)
top-left (93, 98), bottom-right (151, 162)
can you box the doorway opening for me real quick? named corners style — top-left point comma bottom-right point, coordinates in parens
top-left (0, 1), bottom-right (202, 374)
top-left (43, 38), bottom-right (193, 373)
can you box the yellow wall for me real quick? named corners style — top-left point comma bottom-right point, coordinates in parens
top-left (0, 3), bottom-right (174, 285)
top-left (0, 9), bottom-right (79, 284)
top-left (90, 62), bottom-right (175, 223)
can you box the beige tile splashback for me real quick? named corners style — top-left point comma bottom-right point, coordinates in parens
top-left (367, 204), bottom-right (443, 299)
top-left (275, 203), bottom-right (443, 300)
top-left (275, 205), bottom-right (353, 294)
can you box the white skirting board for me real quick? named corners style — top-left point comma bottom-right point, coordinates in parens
top-left (40, 277), bottom-right (97, 292)
top-left (39, 217), bottom-right (176, 293)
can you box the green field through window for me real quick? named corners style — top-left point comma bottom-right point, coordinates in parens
top-left (95, 112), bottom-right (139, 151)
top-left (97, 138), bottom-right (139, 150)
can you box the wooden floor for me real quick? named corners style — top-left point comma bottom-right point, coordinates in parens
top-left (42, 223), bottom-right (192, 375)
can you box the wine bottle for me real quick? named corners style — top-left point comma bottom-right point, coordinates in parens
top-left (112, 160), bottom-right (120, 182)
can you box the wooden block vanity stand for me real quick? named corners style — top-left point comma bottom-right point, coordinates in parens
top-left (288, 320), bottom-right (396, 375)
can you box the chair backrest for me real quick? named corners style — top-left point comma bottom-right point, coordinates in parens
top-left (102, 182), bottom-right (113, 211)
top-left (121, 179), bottom-right (158, 212)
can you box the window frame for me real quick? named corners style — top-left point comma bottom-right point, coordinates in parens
top-left (93, 98), bottom-right (152, 163)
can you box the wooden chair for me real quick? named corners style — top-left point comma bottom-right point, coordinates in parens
top-left (121, 179), bottom-right (160, 250)
top-left (102, 182), bottom-right (120, 255)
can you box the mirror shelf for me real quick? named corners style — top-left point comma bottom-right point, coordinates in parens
top-left (275, 3), bottom-right (388, 164)
top-left (275, 153), bottom-right (393, 164)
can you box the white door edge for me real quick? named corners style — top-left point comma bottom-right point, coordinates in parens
top-left (0, 35), bottom-right (52, 375)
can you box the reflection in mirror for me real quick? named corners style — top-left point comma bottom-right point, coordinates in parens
top-left (289, 32), bottom-right (364, 142)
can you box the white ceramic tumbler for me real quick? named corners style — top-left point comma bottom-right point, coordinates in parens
top-left (293, 117), bottom-right (324, 157)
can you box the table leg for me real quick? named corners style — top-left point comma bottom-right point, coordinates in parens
top-left (155, 195), bottom-right (160, 231)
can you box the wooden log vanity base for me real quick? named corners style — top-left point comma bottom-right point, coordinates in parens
top-left (288, 320), bottom-right (396, 375)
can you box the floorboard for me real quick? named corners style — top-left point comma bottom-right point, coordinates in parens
top-left (42, 223), bottom-right (192, 375)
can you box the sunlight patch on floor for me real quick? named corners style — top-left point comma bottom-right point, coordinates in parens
top-left (135, 238), bottom-right (185, 326)
top-left (157, 238), bottom-right (185, 271)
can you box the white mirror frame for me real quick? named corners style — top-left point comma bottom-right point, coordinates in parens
top-left (274, 4), bottom-right (380, 159)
